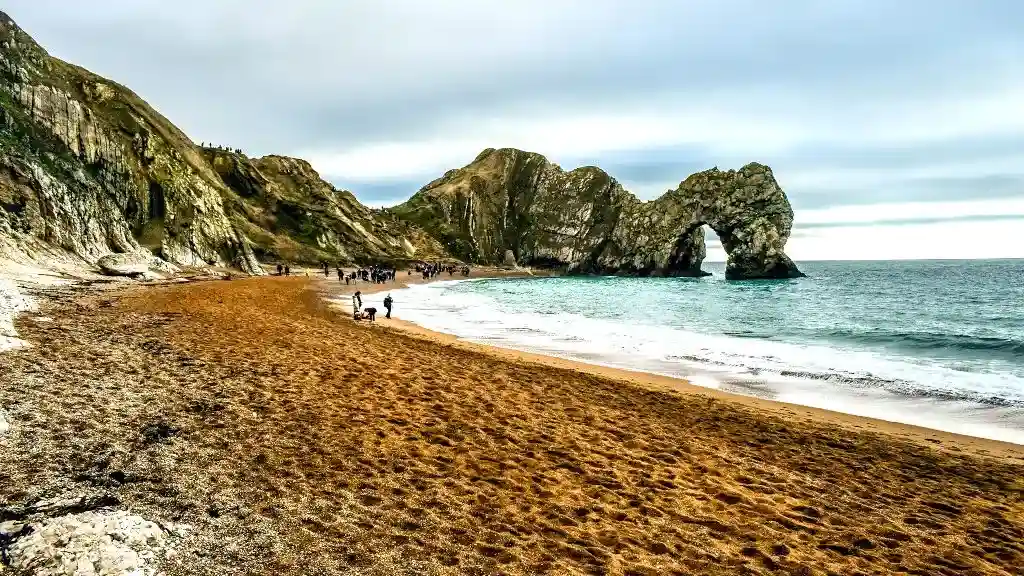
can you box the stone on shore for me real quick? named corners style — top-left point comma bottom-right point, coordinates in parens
top-left (4, 510), bottom-right (181, 576)
top-left (96, 253), bottom-right (155, 277)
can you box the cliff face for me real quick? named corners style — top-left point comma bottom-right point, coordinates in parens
top-left (0, 11), bottom-right (801, 279)
top-left (0, 12), bottom-right (442, 276)
top-left (394, 148), bottom-right (803, 279)
top-left (205, 149), bottom-right (448, 265)
top-left (0, 12), bottom-right (264, 274)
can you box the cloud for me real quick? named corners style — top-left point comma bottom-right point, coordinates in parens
top-left (5, 0), bottom-right (1024, 260)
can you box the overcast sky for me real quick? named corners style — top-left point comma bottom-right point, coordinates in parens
top-left (6, 0), bottom-right (1024, 261)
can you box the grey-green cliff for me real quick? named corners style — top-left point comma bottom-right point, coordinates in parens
top-left (205, 149), bottom-right (448, 265)
top-left (393, 148), bottom-right (804, 279)
top-left (0, 12), bottom-right (443, 276)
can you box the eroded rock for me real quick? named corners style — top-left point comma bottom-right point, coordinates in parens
top-left (395, 148), bottom-right (804, 279)
top-left (202, 150), bottom-right (449, 264)
top-left (96, 253), bottom-right (152, 277)
top-left (0, 13), bottom-right (262, 275)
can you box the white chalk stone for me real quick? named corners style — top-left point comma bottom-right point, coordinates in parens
top-left (0, 278), bottom-right (36, 351)
top-left (5, 510), bottom-right (181, 576)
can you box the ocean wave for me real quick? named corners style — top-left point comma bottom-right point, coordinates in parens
top-left (819, 328), bottom-right (1024, 357)
top-left (774, 369), bottom-right (1024, 408)
top-left (392, 278), bottom-right (1024, 415)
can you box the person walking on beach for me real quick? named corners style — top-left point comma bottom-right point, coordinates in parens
top-left (336, 267), bottom-right (343, 282)
top-left (284, 265), bottom-right (290, 276)
top-left (352, 291), bottom-right (361, 318)
top-left (383, 294), bottom-right (393, 319)
top-left (276, 263), bottom-right (283, 276)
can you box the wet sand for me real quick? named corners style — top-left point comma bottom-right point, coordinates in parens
top-left (343, 279), bottom-right (1024, 461)
top-left (2, 276), bottom-right (1024, 575)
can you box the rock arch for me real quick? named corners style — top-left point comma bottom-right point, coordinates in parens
top-left (603, 162), bottom-right (804, 279)
top-left (396, 148), bottom-right (804, 280)
top-left (675, 163), bottom-right (804, 279)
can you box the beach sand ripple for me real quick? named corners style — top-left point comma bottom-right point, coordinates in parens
top-left (1, 277), bottom-right (1022, 575)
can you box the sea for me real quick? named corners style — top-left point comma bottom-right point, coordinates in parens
top-left (384, 259), bottom-right (1024, 444)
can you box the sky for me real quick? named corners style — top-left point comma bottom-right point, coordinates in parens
top-left (5, 0), bottom-right (1024, 261)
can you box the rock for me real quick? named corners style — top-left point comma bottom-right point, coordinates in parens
top-left (96, 253), bottom-right (151, 276)
top-left (0, 520), bottom-right (25, 537)
top-left (0, 278), bottom-right (35, 352)
top-left (394, 148), bottom-right (804, 279)
top-left (0, 13), bottom-right (266, 275)
top-left (0, 12), bottom-right (450, 277)
top-left (503, 249), bottom-right (517, 267)
top-left (202, 150), bottom-right (448, 264)
top-left (3, 510), bottom-right (179, 576)
top-left (0, 408), bottom-right (9, 435)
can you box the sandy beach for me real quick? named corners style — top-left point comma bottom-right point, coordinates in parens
top-left (2, 275), bottom-right (1023, 575)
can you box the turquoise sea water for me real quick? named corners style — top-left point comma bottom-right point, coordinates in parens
top-left (387, 260), bottom-right (1024, 443)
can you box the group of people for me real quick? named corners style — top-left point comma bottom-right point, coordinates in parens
top-left (415, 262), bottom-right (470, 279)
top-left (310, 262), bottom-right (398, 285)
top-left (351, 290), bottom-right (393, 322)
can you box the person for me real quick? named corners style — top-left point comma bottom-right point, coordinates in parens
top-left (323, 262), bottom-right (329, 277)
top-left (276, 263), bottom-right (283, 276)
top-left (364, 306), bottom-right (377, 322)
top-left (284, 265), bottom-right (290, 276)
top-left (336, 267), bottom-right (343, 282)
top-left (352, 291), bottom-right (361, 319)
top-left (354, 290), bottom-right (362, 309)
top-left (383, 294), bottom-right (393, 319)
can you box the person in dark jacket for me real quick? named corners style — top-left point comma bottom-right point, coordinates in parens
top-left (383, 294), bottom-right (393, 319)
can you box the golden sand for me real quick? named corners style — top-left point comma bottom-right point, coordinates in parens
top-left (2, 276), bottom-right (1023, 575)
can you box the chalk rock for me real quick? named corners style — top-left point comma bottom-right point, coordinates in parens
top-left (0, 278), bottom-right (35, 351)
top-left (0, 12), bottom-right (450, 277)
top-left (96, 253), bottom-right (152, 276)
top-left (4, 510), bottom-right (180, 576)
top-left (0, 408), bottom-right (9, 435)
top-left (503, 249), bottom-right (517, 267)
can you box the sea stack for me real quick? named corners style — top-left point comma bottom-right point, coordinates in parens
top-left (394, 148), bottom-right (804, 279)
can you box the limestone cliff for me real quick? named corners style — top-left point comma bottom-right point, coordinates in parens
top-left (0, 12), bottom-right (441, 276)
top-left (205, 149), bottom-right (447, 264)
top-left (0, 12), bottom-right (264, 273)
top-left (393, 148), bottom-right (804, 279)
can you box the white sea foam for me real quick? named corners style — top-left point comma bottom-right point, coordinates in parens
top-left (389, 280), bottom-right (1024, 444)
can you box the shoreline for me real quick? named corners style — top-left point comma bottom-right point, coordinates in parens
top-left (3, 275), bottom-right (1023, 574)
top-left (325, 274), bottom-right (1024, 461)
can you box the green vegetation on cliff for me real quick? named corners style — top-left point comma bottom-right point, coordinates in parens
top-left (205, 149), bottom-right (447, 265)
top-left (0, 11), bottom-right (448, 274)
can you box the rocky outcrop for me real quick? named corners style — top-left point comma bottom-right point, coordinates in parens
top-left (205, 149), bottom-right (448, 265)
top-left (0, 12), bottom-right (444, 276)
top-left (394, 148), bottom-right (804, 279)
top-left (0, 12), bottom-right (264, 274)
